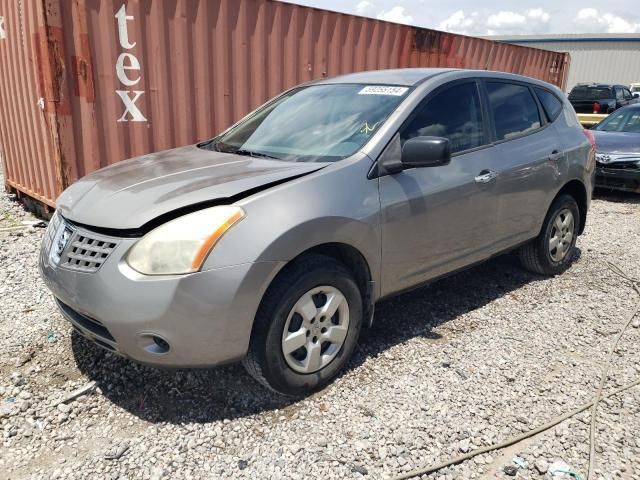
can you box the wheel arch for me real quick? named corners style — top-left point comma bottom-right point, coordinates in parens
top-left (258, 242), bottom-right (376, 329)
top-left (551, 179), bottom-right (588, 234)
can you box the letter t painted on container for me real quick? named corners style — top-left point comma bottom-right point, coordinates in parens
top-left (115, 4), bottom-right (136, 49)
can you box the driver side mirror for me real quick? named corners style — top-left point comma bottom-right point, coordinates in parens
top-left (401, 136), bottom-right (451, 169)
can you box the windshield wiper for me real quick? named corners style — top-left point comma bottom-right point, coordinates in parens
top-left (234, 149), bottom-right (282, 160)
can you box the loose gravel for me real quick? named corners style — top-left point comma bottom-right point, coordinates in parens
top-left (1, 176), bottom-right (640, 480)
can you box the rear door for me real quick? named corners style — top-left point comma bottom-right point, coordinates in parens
top-left (623, 87), bottom-right (635, 106)
top-left (615, 86), bottom-right (625, 109)
top-left (378, 80), bottom-right (502, 296)
top-left (483, 80), bottom-right (566, 249)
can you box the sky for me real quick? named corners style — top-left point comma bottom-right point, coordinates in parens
top-left (286, 0), bottom-right (640, 35)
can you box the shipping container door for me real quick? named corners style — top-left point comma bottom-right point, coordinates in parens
top-left (0, 0), bottom-right (60, 206)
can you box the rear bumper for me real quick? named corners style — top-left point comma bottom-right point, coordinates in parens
top-left (40, 233), bottom-right (283, 367)
top-left (596, 166), bottom-right (640, 193)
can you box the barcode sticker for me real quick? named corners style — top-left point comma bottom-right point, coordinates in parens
top-left (358, 86), bottom-right (409, 96)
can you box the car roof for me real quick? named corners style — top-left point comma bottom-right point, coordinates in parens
top-left (616, 102), bottom-right (640, 111)
top-left (313, 68), bottom-right (555, 87)
top-left (314, 68), bottom-right (456, 86)
top-left (572, 83), bottom-right (619, 89)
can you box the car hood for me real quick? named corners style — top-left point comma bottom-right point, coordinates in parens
top-left (57, 144), bottom-right (328, 230)
top-left (592, 130), bottom-right (640, 154)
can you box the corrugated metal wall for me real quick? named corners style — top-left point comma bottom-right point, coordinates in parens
top-left (497, 38), bottom-right (640, 91)
top-left (0, 0), bottom-right (570, 207)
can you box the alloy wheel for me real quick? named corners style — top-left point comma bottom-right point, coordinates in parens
top-left (281, 286), bottom-right (350, 374)
top-left (549, 208), bottom-right (574, 262)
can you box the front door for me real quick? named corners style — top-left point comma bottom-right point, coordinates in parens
top-left (378, 80), bottom-right (501, 297)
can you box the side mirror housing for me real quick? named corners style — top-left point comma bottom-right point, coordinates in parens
top-left (401, 136), bottom-right (451, 169)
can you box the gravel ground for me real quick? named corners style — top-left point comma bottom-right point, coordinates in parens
top-left (1, 176), bottom-right (640, 480)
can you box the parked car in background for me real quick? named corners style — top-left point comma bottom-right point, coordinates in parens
top-left (630, 83), bottom-right (640, 98)
top-left (40, 69), bottom-right (594, 395)
top-left (591, 103), bottom-right (640, 193)
top-left (569, 83), bottom-right (637, 113)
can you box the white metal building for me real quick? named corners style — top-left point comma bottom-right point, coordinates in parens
top-left (486, 34), bottom-right (640, 92)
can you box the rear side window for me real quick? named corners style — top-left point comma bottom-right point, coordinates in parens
top-left (401, 82), bottom-right (485, 154)
top-left (534, 88), bottom-right (563, 121)
top-left (486, 82), bottom-right (541, 141)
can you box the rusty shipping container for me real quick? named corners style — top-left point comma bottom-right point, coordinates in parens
top-left (0, 0), bottom-right (571, 208)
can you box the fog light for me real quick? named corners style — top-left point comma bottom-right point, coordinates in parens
top-left (139, 334), bottom-right (171, 354)
top-left (152, 336), bottom-right (170, 352)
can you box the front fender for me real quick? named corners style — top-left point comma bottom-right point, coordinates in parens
top-left (201, 155), bottom-right (382, 290)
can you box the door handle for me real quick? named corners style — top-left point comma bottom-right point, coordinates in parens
top-left (548, 150), bottom-right (563, 162)
top-left (474, 169), bottom-right (498, 184)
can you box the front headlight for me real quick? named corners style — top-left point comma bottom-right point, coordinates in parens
top-left (126, 206), bottom-right (245, 275)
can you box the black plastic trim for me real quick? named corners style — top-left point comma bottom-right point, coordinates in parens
top-left (56, 298), bottom-right (116, 343)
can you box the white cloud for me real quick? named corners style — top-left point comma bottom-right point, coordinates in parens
top-left (438, 8), bottom-right (551, 35)
top-left (376, 6), bottom-right (414, 25)
top-left (487, 11), bottom-right (526, 29)
top-left (575, 8), bottom-right (640, 33)
top-left (526, 8), bottom-right (550, 23)
top-left (438, 10), bottom-right (480, 35)
top-left (576, 8), bottom-right (598, 22)
top-left (356, 1), bottom-right (373, 15)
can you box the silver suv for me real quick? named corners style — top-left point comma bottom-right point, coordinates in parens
top-left (40, 69), bottom-right (595, 395)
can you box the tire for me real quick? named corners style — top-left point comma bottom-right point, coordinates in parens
top-left (242, 254), bottom-right (363, 396)
top-left (519, 194), bottom-right (580, 276)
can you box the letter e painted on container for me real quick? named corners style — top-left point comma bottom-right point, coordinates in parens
top-left (116, 52), bottom-right (141, 86)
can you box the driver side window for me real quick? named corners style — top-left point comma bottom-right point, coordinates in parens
top-left (401, 82), bottom-right (486, 154)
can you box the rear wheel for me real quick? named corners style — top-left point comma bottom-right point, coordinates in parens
top-left (519, 194), bottom-right (580, 275)
top-left (243, 254), bottom-right (362, 396)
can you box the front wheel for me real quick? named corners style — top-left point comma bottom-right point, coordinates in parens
top-left (519, 194), bottom-right (580, 276)
top-left (243, 254), bottom-right (362, 396)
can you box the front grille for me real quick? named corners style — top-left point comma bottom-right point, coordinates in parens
top-left (44, 212), bottom-right (120, 273)
top-left (60, 233), bottom-right (118, 273)
top-left (601, 161), bottom-right (639, 171)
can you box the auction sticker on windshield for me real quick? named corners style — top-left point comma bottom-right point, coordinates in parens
top-left (358, 86), bottom-right (409, 96)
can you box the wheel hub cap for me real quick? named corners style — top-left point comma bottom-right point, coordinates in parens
top-left (281, 286), bottom-right (350, 374)
top-left (549, 208), bottom-right (575, 262)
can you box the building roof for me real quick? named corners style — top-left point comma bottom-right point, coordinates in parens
top-left (485, 33), bottom-right (640, 44)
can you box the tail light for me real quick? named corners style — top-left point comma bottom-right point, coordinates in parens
top-left (592, 102), bottom-right (600, 113)
top-left (582, 129), bottom-right (596, 150)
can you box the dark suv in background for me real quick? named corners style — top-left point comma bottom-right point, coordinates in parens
top-left (569, 83), bottom-right (637, 114)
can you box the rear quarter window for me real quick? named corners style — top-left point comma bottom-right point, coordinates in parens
top-left (486, 82), bottom-right (542, 141)
top-left (534, 88), bottom-right (563, 122)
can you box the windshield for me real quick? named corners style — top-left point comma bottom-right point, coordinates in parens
top-left (569, 86), bottom-right (613, 100)
top-left (204, 84), bottom-right (410, 162)
top-left (594, 108), bottom-right (640, 133)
